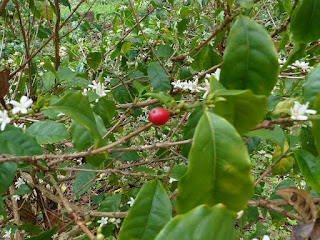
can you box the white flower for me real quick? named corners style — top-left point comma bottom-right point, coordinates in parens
top-left (262, 236), bottom-right (270, 240)
top-left (52, 233), bottom-right (59, 239)
top-left (236, 210), bottom-right (244, 219)
top-left (3, 228), bottom-right (12, 238)
top-left (201, 79), bottom-right (210, 99)
top-left (88, 80), bottom-right (110, 98)
top-left (0, 110), bottom-right (10, 131)
top-left (12, 195), bottom-right (20, 201)
top-left (109, 218), bottom-right (121, 228)
top-left (22, 193), bottom-right (30, 200)
top-left (59, 46), bottom-right (67, 57)
top-left (291, 60), bottom-right (312, 72)
top-left (186, 56), bottom-right (194, 63)
top-left (97, 217), bottom-right (109, 227)
top-left (104, 76), bottom-right (113, 83)
top-left (127, 197), bottom-right (135, 207)
top-left (290, 101), bottom-right (317, 120)
top-left (213, 68), bottom-right (221, 81)
top-left (15, 177), bottom-right (26, 188)
top-left (13, 122), bottom-right (26, 131)
top-left (9, 96), bottom-right (33, 114)
top-left (169, 178), bottom-right (178, 183)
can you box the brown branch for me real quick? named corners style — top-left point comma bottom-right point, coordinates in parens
top-left (47, 174), bottom-right (95, 240)
top-left (54, 0), bottom-right (61, 71)
top-left (116, 98), bottom-right (159, 109)
top-left (0, 0), bottom-right (9, 16)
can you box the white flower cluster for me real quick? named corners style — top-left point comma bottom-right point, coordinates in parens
top-left (0, 95), bottom-right (33, 131)
top-left (87, 79), bottom-right (111, 102)
top-left (290, 101), bottom-right (317, 120)
top-left (171, 68), bottom-right (220, 99)
top-left (97, 217), bottom-right (121, 228)
top-left (279, 59), bottom-right (313, 72)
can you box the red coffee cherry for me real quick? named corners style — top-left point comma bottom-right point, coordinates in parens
top-left (148, 107), bottom-right (170, 125)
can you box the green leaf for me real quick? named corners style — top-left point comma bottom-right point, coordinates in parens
top-left (121, 42), bottom-right (131, 54)
top-left (295, 150), bottom-right (320, 194)
top-left (191, 46), bottom-right (221, 71)
top-left (70, 121), bottom-right (93, 151)
top-left (26, 120), bottom-right (70, 144)
top-left (180, 6), bottom-right (195, 19)
top-left (169, 165), bottom-right (188, 180)
top-left (303, 64), bottom-right (320, 105)
top-left (28, 226), bottom-right (57, 240)
top-left (0, 195), bottom-right (7, 219)
top-left (176, 111), bottom-right (254, 213)
top-left (214, 89), bottom-right (268, 135)
top-left (0, 127), bottom-right (43, 156)
top-left (0, 162), bottom-right (17, 194)
top-left (111, 78), bottom-right (133, 104)
top-left (73, 164), bottom-right (96, 198)
top-left (312, 93), bottom-right (320, 155)
top-left (300, 126), bottom-right (318, 156)
top-left (87, 52), bottom-right (101, 71)
top-left (155, 204), bottom-right (236, 240)
top-left (156, 45), bottom-right (174, 59)
top-left (42, 71), bottom-right (55, 91)
top-left (143, 91), bottom-right (176, 108)
top-left (220, 15), bottom-right (278, 96)
top-left (50, 91), bottom-right (101, 147)
top-left (290, 0), bottom-right (320, 43)
top-left (98, 194), bottom-right (121, 212)
top-left (15, 184), bottom-right (32, 196)
top-left (118, 180), bottom-right (171, 240)
top-left (246, 125), bottom-right (285, 149)
top-left (93, 98), bottom-right (116, 126)
top-left (19, 223), bottom-right (42, 235)
top-left (147, 62), bottom-right (171, 92)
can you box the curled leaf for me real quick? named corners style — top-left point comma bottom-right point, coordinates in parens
top-left (276, 187), bottom-right (318, 223)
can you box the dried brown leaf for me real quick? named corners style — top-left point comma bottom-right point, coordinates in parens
top-left (277, 187), bottom-right (318, 223)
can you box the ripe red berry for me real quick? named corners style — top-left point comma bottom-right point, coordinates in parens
top-left (177, 146), bottom-right (181, 151)
top-left (148, 107), bottom-right (170, 125)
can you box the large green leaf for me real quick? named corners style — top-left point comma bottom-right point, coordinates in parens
top-left (70, 121), bottom-right (93, 151)
top-left (176, 111), bottom-right (254, 213)
top-left (290, 0), bottom-right (320, 43)
top-left (50, 91), bottom-right (101, 147)
top-left (303, 65), bottom-right (320, 105)
top-left (98, 194), bottom-right (121, 212)
top-left (0, 127), bottom-right (42, 194)
top-left (28, 226), bottom-right (57, 240)
top-left (220, 15), bottom-right (278, 96)
top-left (214, 89), bottom-right (268, 135)
top-left (26, 120), bottom-right (70, 144)
top-left (93, 98), bottom-right (116, 126)
top-left (147, 62), bottom-right (171, 92)
top-left (191, 46), bottom-right (221, 71)
top-left (118, 180), bottom-right (171, 240)
top-left (155, 204), bottom-right (236, 240)
top-left (73, 164), bottom-right (96, 198)
top-left (246, 125), bottom-right (285, 149)
top-left (295, 150), bottom-right (320, 194)
top-left (312, 93), bottom-right (320, 155)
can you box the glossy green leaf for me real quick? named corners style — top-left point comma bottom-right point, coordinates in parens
top-left (118, 180), bottom-right (171, 240)
top-left (51, 91), bottom-right (101, 147)
top-left (26, 120), bottom-right (70, 144)
top-left (291, 0), bottom-right (320, 43)
top-left (295, 150), bottom-right (320, 194)
top-left (303, 65), bottom-right (320, 105)
top-left (111, 78), bottom-right (133, 103)
top-left (312, 93), bottom-right (320, 155)
top-left (0, 162), bottom-right (17, 194)
top-left (300, 126), bottom-right (318, 156)
top-left (155, 204), bottom-right (236, 240)
top-left (19, 223), bottom-right (42, 235)
top-left (147, 62), bottom-right (171, 92)
top-left (87, 52), bottom-right (101, 71)
top-left (0, 127), bottom-right (43, 156)
top-left (246, 125), bottom-right (285, 149)
top-left (70, 121), bottom-right (93, 151)
top-left (15, 184), bottom-right (32, 196)
top-left (191, 46), bottom-right (221, 71)
top-left (156, 45), bottom-right (174, 59)
top-left (28, 226), bottom-right (57, 240)
top-left (143, 91), bottom-right (176, 108)
top-left (98, 194), bottom-right (121, 212)
top-left (177, 111), bottom-right (254, 213)
top-left (220, 15), bottom-right (278, 96)
top-left (93, 98), bottom-right (116, 126)
top-left (214, 89), bottom-right (267, 135)
top-left (73, 164), bottom-right (96, 198)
